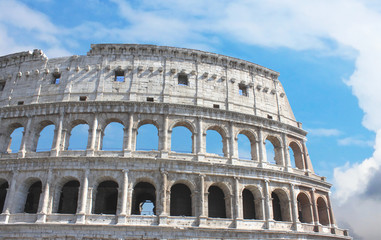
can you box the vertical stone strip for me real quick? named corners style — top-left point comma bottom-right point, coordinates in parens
top-left (77, 169), bottom-right (89, 223)
top-left (263, 179), bottom-right (271, 229)
top-left (290, 184), bottom-right (299, 230)
top-left (19, 117), bottom-right (32, 158)
top-left (1, 170), bottom-right (18, 223)
top-left (51, 112), bottom-right (64, 156)
top-left (118, 169), bottom-right (129, 224)
top-left (310, 188), bottom-right (319, 226)
top-left (282, 133), bottom-right (291, 169)
top-left (258, 128), bottom-right (265, 164)
top-left (37, 169), bottom-right (52, 223)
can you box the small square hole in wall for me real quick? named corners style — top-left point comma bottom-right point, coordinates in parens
top-left (239, 84), bottom-right (248, 96)
top-left (115, 70), bottom-right (125, 82)
top-left (146, 97), bottom-right (154, 102)
top-left (79, 96), bottom-right (87, 101)
top-left (52, 73), bottom-right (61, 84)
top-left (267, 115), bottom-right (273, 120)
top-left (17, 101), bottom-right (24, 105)
top-left (178, 73), bottom-right (189, 86)
top-left (213, 104), bottom-right (220, 109)
top-left (0, 82), bottom-right (5, 91)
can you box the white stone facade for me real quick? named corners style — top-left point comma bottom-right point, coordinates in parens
top-left (0, 44), bottom-right (350, 239)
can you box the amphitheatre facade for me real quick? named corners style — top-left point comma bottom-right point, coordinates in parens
top-left (0, 44), bottom-right (350, 239)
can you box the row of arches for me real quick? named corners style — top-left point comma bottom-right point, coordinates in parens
top-left (0, 178), bottom-right (330, 225)
top-left (5, 119), bottom-right (307, 170)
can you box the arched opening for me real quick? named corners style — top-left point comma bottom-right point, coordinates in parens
top-left (271, 190), bottom-right (291, 222)
top-left (171, 126), bottom-right (193, 153)
top-left (297, 192), bottom-right (313, 223)
top-left (57, 180), bottom-right (80, 214)
top-left (0, 181), bottom-right (9, 213)
top-left (24, 181), bottom-right (42, 213)
top-left (289, 142), bottom-right (304, 169)
top-left (36, 124), bottom-right (55, 152)
top-left (94, 181), bottom-right (118, 214)
top-left (136, 124), bottom-right (158, 151)
top-left (242, 188), bottom-right (256, 219)
top-left (317, 197), bottom-right (330, 226)
top-left (170, 183), bottom-right (192, 216)
top-left (102, 122), bottom-right (124, 151)
top-left (68, 124), bottom-right (89, 150)
top-left (206, 129), bottom-right (224, 156)
top-left (208, 185), bottom-right (226, 218)
top-left (237, 133), bottom-right (255, 160)
top-left (265, 136), bottom-right (282, 165)
top-left (131, 182), bottom-right (156, 215)
top-left (9, 127), bottom-right (24, 153)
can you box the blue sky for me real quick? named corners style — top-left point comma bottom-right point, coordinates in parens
top-left (1, 0), bottom-right (381, 238)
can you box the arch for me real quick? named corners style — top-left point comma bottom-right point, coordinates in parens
top-left (237, 130), bottom-right (257, 160)
top-left (8, 126), bottom-right (24, 153)
top-left (265, 135), bottom-right (283, 165)
top-left (0, 180), bottom-right (9, 213)
top-left (101, 122), bottom-right (124, 151)
top-left (57, 180), bottom-right (80, 214)
top-left (36, 123), bottom-right (55, 152)
top-left (24, 181), bottom-right (42, 213)
top-left (131, 182), bottom-right (156, 215)
top-left (171, 126), bottom-right (193, 153)
top-left (208, 185), bottom-right (226, 218)
top-left (271, 189), bottom-right (291, 221)
top-left (170, 183), bottom-right (192, 216)
top-left (289, 141), bottom-right (304, 169)
top-left (242, 188), bottom-right (256, 219)
top-left (94, 181), bottom-right (118, 214)
top-left (317, 197), bottom-right (330, 226)
top-left (206, 126), bottom-right (228, 157)
top-left (67, 121), bottom-right (89, 150)
top-left (136, 122), bottom-right (159, 151)
top-left (297, 192), bottom-right (313, 223)
top-left (243, 186), bottom-right (264, 220)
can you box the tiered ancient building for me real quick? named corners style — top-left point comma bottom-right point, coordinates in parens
top-left (0, 44), bottom-right (350, 239)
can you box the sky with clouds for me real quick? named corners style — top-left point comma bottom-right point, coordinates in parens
top-left (1, 0), bottom-right (381, 238)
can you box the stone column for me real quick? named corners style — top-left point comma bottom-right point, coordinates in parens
top-left (282, 133), bottom-right (291, 170)
top-left (160, 115), bottom-right (169, 158)
top-left (263, 179), bottom-right (271, 229)
top-left (234, 177), bottom-right (242, 228)
top-left (326, 193), bottom-right (336, 228)
top-left (198, 174), bottom-right (206, 226)
top-left (118, 169), bottom-right (129, 224)
top-left (159, 170), bottom-right (168, 225)
top-left (37, 169), bottom-right (52, 223)
top-left (196, 117), bottom-right (205, 161)
top-left (50, 113), bottom-right (64, 156)
top-left (258, 128), bottom-right (266, 164)
top-left (289, 184), bottom-right (299, 230)
top-left (229, 122), bottom-right (238, 163)
top-left (310, 188), bottom-right (319, 226)
top-left (18, 118), bottom-right (32, 158)
top-left (124, 113), bottom-right (134, 157)
top-left (302, 139), bottom-right (312, 173)
top-left (86, 114), bottom-right (98, 156)
top-left (1, 170), bottom-right (18, 223)
top-left (76, 169), bottom-right (89, 223)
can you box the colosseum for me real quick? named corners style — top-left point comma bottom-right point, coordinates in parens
top-left (0, 44), bottom-right (350, 239)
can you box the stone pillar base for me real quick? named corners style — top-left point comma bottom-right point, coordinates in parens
top-left (50, 149), bottom-right (59, 157)
top-left (0, 213), bottom-right (10, 223)
top-left (197, 154), bottom-right (205, 162)
top-left (117, 214), bottom-right (127, 225)
top-left (36, 213), bottom-right (46, 223)
top-left (76, 213), bottom-right (86, 224)
top-left (123, 150), bottom-right (132, 157)
top-left (198, 216), bottom-right (207, 227)
top-left (160, 151), bottom-right (168, 159)
top-left (158, 215), bottom-right (168, 225)
top-left (86, 149), bottom-right (95, 156)
top-left (234, 218), bottom-right (243, 228)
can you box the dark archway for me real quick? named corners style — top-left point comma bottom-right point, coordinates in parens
top-left (243, 188), bottom-right (256, 219)
top-left (317, 197), bottom-right (330, 226)
top-left (58, 180), bottom-right (80, 214)
top-left (94, 181), bottom-right (118, 214)
top-left (272, 192), bottom-right (282, 221)
top-left (208, 186), bottom-right (226, 218)
top-left (0, 181), bottom-right (9, 213)
top-left (131, 182), bottom-right (156, 215)
top-left (297, 192), bottom-right (313, 223)
top-left (170, 183), bottom-right (192, 216)
top-left (24, 181), bottom-right (42, 213)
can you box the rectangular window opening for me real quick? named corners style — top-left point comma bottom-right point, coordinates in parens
top-left (17, 101), bottom-right (24, 105)
top-left (115, 70), bottom-right (125, 82)
top-left (178, 73), bottom-right (189, 86)
top-left (239, 84), bottom-right (248, 96)
top-left (79, 96), bottom-right (87, 101)
top-left (0, 82), bottom-right (5, 91)
top-left (146, 97), bottom-right (154, 102)
top-left (52, 73), bottom-right (61, 84)
top-left (267, 115), bottom-right (273, 120)
top-left (213, 104), bottom-right (220, 109)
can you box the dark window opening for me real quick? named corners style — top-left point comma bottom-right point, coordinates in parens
top-left (208, 186), bottom-right (226, 218)
top-left (131, 182), bottom-right (156, 215)
top-left (213, 104), bottom-right (220, 109)
top-left (170, 184), bottom-right (192, 216)
top-left (115, 70), bottom-right (125, 82)
top-left (94, 181), bottom-right (118, 214)
top-left (79, 96), bottom-right (87, 101)
top-left (0, 181), bottom-right (9, 213)
top-left (297, 193), bottom-right (312, 223)
top-left (178, 73), bottom-right (189, 86)
top-left (17, 101), bottom-right (24, 105)
top-left (239, 84), bottom-right (248, 96)
top-left (243, 189), bottom-right (256, 219)
top-left (24, 181), bottom-right (42, 213)
top-left (317, 197), bottom-right (330, 226)
top-left (272, 192), bottom-right (282, 221)
top-left (146, 97), bottom-right (154, 102)
top-left (0, 82), bottom-right (5, 91)
top-left (267, 115), bottom-right (273, 120)
top-left (58, 180), bottom-right (80, 214)
top-left (52, 73), bottom-right (61, 84)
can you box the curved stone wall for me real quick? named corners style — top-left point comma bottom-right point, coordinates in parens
top-left (0, 44), bottom-right (350, 239)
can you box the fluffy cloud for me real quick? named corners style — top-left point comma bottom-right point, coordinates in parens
top-left (307, 128), bottom-right (342, 137)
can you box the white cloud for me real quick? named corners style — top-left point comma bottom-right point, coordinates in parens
top-left (306, 128), bottom-right (341, 137)
top-left (338, 137), bottom-right (374, 147)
